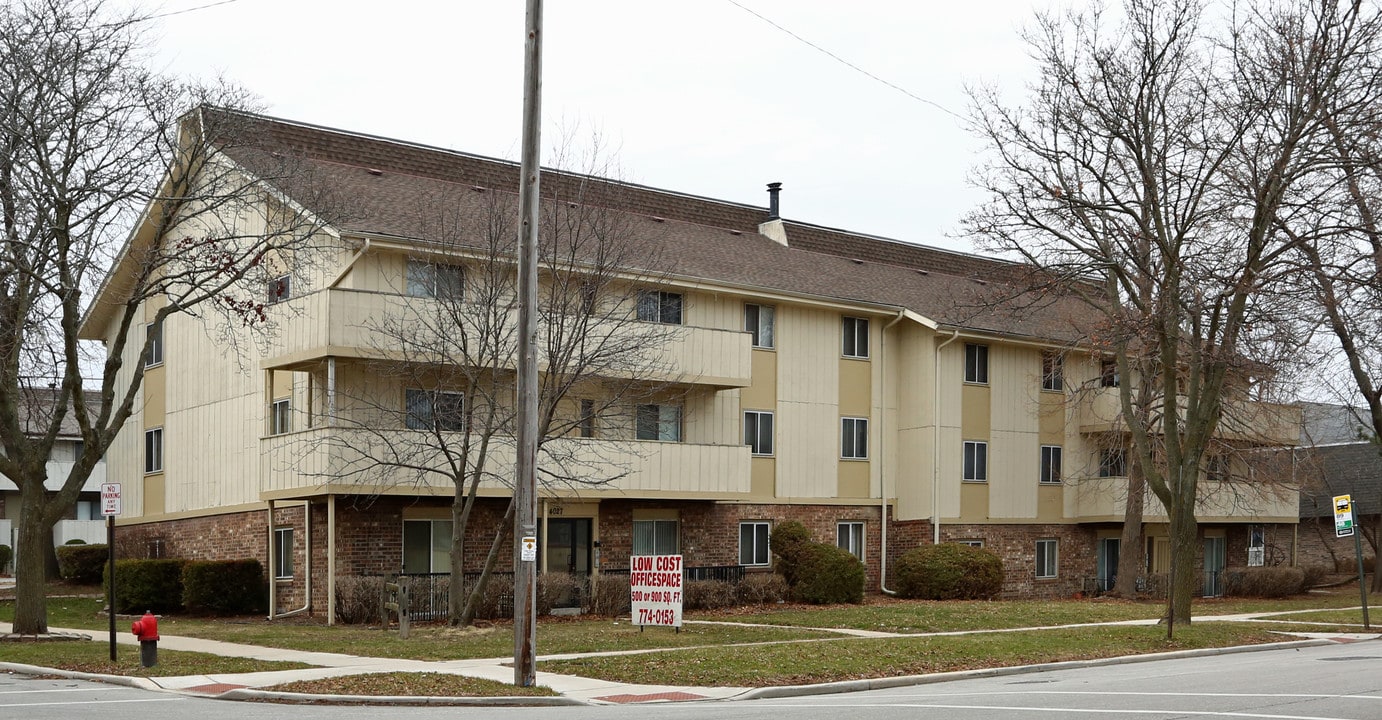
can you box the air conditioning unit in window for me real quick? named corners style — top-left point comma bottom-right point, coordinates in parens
top-left (1247, 547), bottom-right (1265, 567)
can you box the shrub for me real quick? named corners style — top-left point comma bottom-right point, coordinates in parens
top-left (683, 579), bottom-right (738, 610)
top-left (790, 543), bottom-right (866, 604)
top-left (584, 573), bottom-right (631, 617)
top-left (894, 543), bottom-right (1004, 600)
top-left (736, 571), bottom-right (789, 605)
top-left (57, 544), bottom-right (109, 584)
top-left (182, 560), bottom-right (267, 616)
top-left (1224, 566), bottom-right (1306, 598)
top-left (465, 574), bottom-right (513, 620)
top-left (335, 576), bottom-right (384, 624)
top-left (0, 544), bottom-right (11, 574)
top-left (769, 521), bottom-right (814, 586)
top-left (108, 558), bottom-right (186, 614)
top-left (536, 572), bottom-right (582, 616)
top-left (1301, 564), bottom-right (1329, 590)
top-left (64, 538), bottom-right (87, 545)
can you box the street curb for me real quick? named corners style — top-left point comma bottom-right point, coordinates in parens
top-left (215, 688), bottom-right (587, 706)
top-left (1, 662), bottom-right (161, 692)
top-left (735, 639), bottom-right (1334, 700)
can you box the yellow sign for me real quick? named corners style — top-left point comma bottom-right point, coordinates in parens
top-left (1334, 494), bottom-right (1355, 538)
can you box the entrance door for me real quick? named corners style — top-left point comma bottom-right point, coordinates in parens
top-left (1096, 538), bottom-right (1120, 592)
top-left (1203, 536), bottom-right (1226, 597)
top-left (544, 518), bottom-right (591, 609)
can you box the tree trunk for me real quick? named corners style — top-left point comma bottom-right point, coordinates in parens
top-left (12, 484), bottom-right (52, 635)
top-left (1112, 465), bottom-right (1147, 597)
top-left (447, 495), bottom-right (469, 625)
top-left (457, 500), bottom-right (515, 628)
top-left (1167, 508), bottom-right (1198, 626)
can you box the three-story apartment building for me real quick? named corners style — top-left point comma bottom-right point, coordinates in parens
top-left (79, 110), bottom-right (1300, 616)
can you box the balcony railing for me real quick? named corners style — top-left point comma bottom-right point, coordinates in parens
top-left (1074, 475), bottom-right (1298, 521)
top-left (262, 289), bottom-right (752, 387)
top-left (1074, 388), bottom-right (1301, 445)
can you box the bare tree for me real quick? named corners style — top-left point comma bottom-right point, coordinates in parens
top-left (964, 0), bottom-right (1377, 623)
top-left (0, 1), bottom-right (337, 634)
top-left (313, 158), bottom-right (681, 626)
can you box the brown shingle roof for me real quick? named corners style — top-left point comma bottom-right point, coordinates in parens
top-left (213, 109), bottom-right (1099, 343)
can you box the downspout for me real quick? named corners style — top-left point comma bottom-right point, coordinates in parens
top-left (933, 329), bottom-right (962, 545)
top-left (271, 500), bottom-right (313, 619)
top-left (879, 309), bottom-right (906, 595)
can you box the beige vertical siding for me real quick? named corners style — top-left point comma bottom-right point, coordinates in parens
top-left (775, 306), bottom-right (840, 498)
top-left (936, 341), bottom-right (964, 519)
top-left (988, 345), bottom-right (1040, 519)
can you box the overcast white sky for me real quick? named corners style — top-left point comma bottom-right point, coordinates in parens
top-left (136, 1), bottom-right (1061, 253)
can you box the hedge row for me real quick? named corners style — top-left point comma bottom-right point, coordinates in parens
top-left (104, 558), bottom-right (267, 615)
top-left (57, 544), bottom-right (109, 584)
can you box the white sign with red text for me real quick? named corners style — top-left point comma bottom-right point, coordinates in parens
top-left (100, 483), bottom-right (121, 517)
top-left (630, 554), bottom-right (683, 628)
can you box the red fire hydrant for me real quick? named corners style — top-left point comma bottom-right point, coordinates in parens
top-left (131, 611), bottom-right (159, 667)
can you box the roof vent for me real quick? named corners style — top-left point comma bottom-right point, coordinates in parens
top-left (729, 230), bottom-right (743, 236)
top-left (472, 186), bottom-right (487, 192)
top-left (366, 168), bottom-right (383, 176)
top-left (851, 258), bottom-right (864, 265)
top-left (651, 216), bottom-right (666, 223)
top-left (916, 270), bottom-right (929, 276)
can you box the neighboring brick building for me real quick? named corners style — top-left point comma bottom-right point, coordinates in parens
top-left (81, 109), bottom-right (1302, 617)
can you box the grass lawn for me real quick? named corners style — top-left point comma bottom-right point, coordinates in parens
top-left (0, 638), bottom-right (313, 677)
top-left (265, 672), bottom-right (558, 697)
top-left (539, 623), bottom-right (1315, 687)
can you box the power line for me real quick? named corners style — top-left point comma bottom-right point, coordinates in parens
top-left (724, 0), bottom-right (964, 122)
top-left (140, 0), bottom-right (244, 23)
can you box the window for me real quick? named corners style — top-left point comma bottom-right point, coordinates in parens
top-left (1098, 448), bottom-right (1127, 478)
top-left (579, 282), bottom-right (598, 316)
top-left (1036, 539), bottom-right (1059, 579)
top-left (633, 519), bottom-right (679, 555)
top-left (1040, 445), bottom-right (1063, 485)
top-left (267, 274), bottom-right (291, 304)
top-left (957, 539), bottom-right (985, 548)
top-left (1041, 352), bottom-right (1063, 391)
top-left (270, 398), bottom-right (292, 435)
top-left (842, 316), bottom-right (869, 358)
top-left (963, 440), bottom-right (988, 482)
top-left (76, 500), bottom-right (96, 521)
top-left (636, 404), bottom-right (682, 442)
top-left (837, 521), bottom-right (865, 561)
top-left (406, 260), bottom-right (464, 299)
top-left (637, 290), bottom-right (682, 324)
top-left (1206, 454), bottom-right (1229, 483)
top-left (579, 399), bottom-right (596, 438)
top-left (964, 343), bottom-right (989, 384)
top-left (739, 521), bottom-right (770, 566)
top-left (744, 410), bottom-right (774, 456)
top-left (273, 527), bottom-right (294, 579)
top-left (144, 427), bottom-right (163, 474)
top-left (405, 389), bottom-right (465, 431)
top-left (1247, 525), bottom-right (1265, 567)
top-left (402, 519), bottom-right (453, 574)
top-left (745, 304), bottom-right (776, 349)
top-left (71, 439), bottom-right (84, 462)
top-left (145, 319), bottom-right (163, 368)
top-left (1100, 358), bottom-right (1120, 387)
top-left (841, 417), bottom-right (868, 459)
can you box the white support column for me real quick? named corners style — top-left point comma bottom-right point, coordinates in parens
top-left (326, 357), bottom-right (337, 427)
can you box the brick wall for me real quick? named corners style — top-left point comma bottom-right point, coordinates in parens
top-left (1296, 515), bottom-right (1374, 571)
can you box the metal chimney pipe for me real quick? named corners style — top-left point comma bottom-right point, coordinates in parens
top-left (767, 182), bottom-right (782, 220)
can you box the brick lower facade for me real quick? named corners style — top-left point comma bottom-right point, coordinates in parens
top-left (117, 496), bottom-right (1305, 616)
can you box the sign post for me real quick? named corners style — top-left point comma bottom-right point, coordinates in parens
top-left (630, 555), bottom-right (683, 631)
top-left (101, 483), bottom-right (121, 661)
top-left (1335, 494), bottom-right (1370, 630)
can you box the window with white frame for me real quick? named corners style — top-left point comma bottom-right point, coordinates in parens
top-left (842, 316), bottom-right (869, 358)
top-left (1036, 539), bottom-right (1059, 579)
top-left (271, 398), bottom-right (291, 435)
top-left (144, 427), bottom-right (163, 474)
top-left (1039, 445), bottom-right (1063, 484)
top-left (636, 404), bottom-right (682, 442)
top-left (739, 521), bottom-right (771, 566)
top-left (402, 519), bottom-right (453, 574)
top-left (1098, 448), bottom-right (1127, 478)
top-left (267, 274), bottom-right (291, 304)
top-left (405, 389), bottom-right (465, 431)
top-left (273, 527), bottom-right (294, 579)
top-left (406, 259), bottom-right (464, 299)
top-left (579, 399), bottom-right (596, 438)
top-left (841, 417), bottom-right (868, 459)
top-left (956, 539), bottom-right (985, 548)
top-left (963, 440), bottom-right (988, 482)
top-left (145, 319), bottom-right (163, 368)
top-left (744, 303), bottom-right (776, 349)
top-left (964, 343), bottom-right (989, 384)
top-left (1100, 357), bottom-right (1120, 387)
top-left (1247, 525), bottom-right (1266, 567)
top-left (837, 521), bottom-right (865, 561)
top-left (633, 519), bottom-right (679, 556)
top-left (744, 410), bottom-right (774, 456)
top-left (1041, 351), bottom-right (1063, 391)
top-left (636, 290), bottom-right (683, 324)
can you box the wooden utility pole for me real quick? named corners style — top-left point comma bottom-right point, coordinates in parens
top-left (513, 0), bottom-right (543, 688)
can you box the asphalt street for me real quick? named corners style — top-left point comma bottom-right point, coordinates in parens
top-left (4, 639), bottom-right (1381, 719)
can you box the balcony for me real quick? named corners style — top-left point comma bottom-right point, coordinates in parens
top-left (1074, 388), bottom-right (1300, 446)
top-left (0, 460), bottom-right (105, 493)
top-left (260, 427), bottom-right (752, 498)
top-left (1074, 475), bottom-right (1298, 522)
top-left (262, 289), bottom-right (751, 388)
top-left (53, 519), bottom-right (106, 546)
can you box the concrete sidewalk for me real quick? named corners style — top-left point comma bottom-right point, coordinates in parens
top-left (2, 612), bottom-right (1379, 706)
